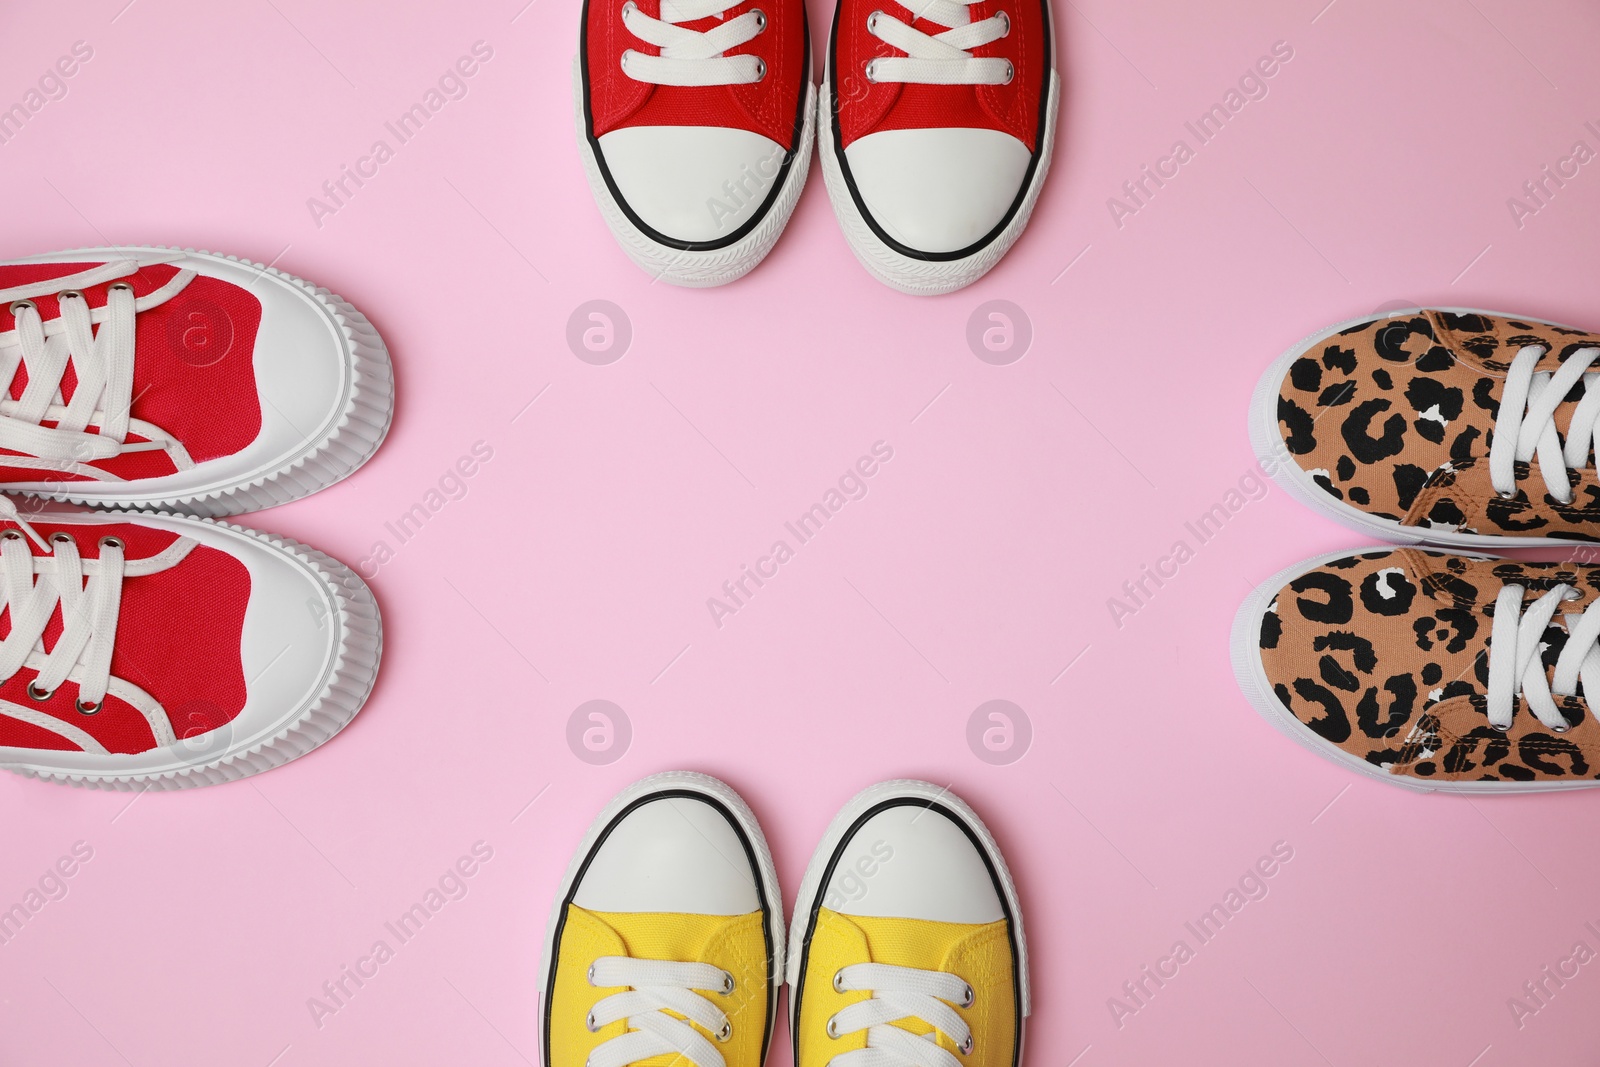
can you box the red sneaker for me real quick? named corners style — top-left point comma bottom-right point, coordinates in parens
top-left (576, 0), bottom-right (814, 287)
top-left (820, 0), bottom-right (1058, 294)
top-left (0, 503), bottom-right (380, 789)
top-left (0, 247), bottom-right (392, 515)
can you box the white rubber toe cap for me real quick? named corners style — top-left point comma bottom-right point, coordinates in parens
top-left (597, 125), bottom-right (789, 244)
top-left (843, 127), bottom-right (1032, 255)
top-left (573, 791), bottom-right (762, 915)
top-left (823, 799), bottom-right (1004, 924)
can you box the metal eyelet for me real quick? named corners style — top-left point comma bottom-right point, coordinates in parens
top-left (864, 58), bottom-right (881, 83)
top-left (1551, 722), bottom-right (1570, 733)
top-left (76, 697), bottom-right (100, 715)
top-left (1001, 60), bottom-right (1015, 84)
top-left (960, 1035), bottom-right (975, 1056)
top-left (49, 532), bottom-right (73, 546)
top-left (959, 983), bottom-right (975, 1008)
top-left (1491, 722), bottom-right (1510, 732)
top-left (715, 1021), bottom-right (733, 1043)
top-left (585, 1011), bottom-right (599, 1033)
top-left (826, 1016), bottom-right (842, 1039)
top-left (8, 300), bottom-right (35, 316)
top-left (719, 971), bottom-right (735, 995)
top-left (753, 57), bottom-right (767, 80)
top-left (27, 681), bottom-right (52, 701)
top-left (0, 529), bottom-right (23, 542)
top-left (587, 963), bottom-right (598, 985)
top-left (1496, 489), bottom-right (1518, 500)
top-left (57, 289), bottom-right (84, 303)
top-left (866, 9), bottom-right (884, 32)
top-left (620, 50), bottom-right (633, 74)
top-left (751, 8), bottom-right (767, 31)
top-left (995, 10), bottom-right (1010, 34)
top-left (99, 536), bottom-right (125, 550)
top-left (108, 282), bottom-right (134, 293)
top-left (832, 969), bottom-right (847, 993)
top-left (620, 0), bottom-right (638, 16)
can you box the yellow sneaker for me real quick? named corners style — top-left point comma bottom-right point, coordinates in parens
top-left (541, 772), bottom-right (784, 1067)
top-left (787, 781), bottom-right (1028, 1067)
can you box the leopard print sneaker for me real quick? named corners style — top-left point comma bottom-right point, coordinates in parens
top-left (1234, 547), bottom-right (1600, 792)
top-left (1253, 308), bottom-right (1600, 546)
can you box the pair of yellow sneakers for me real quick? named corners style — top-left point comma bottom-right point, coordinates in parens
top-left (540, 772), bottom-right (1028, 1067)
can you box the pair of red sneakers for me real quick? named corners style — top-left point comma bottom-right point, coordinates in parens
top-left (0, 248), bottom-right (391, 790)
top-left (576, 0), bottom-right (1058, 294)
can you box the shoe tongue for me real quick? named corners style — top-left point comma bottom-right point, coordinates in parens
top-left (1491, 575), bottom-right (1587, 672)
top-left (904, 0), bottom-right (970, 28)
top-left (660, 0), bottom-right (733, 29)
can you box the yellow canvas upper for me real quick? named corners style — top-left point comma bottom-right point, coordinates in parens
top-left (549, 905), bottom-right (771, 1067)
top-left (795, 909), bottom-right (1016, 1067)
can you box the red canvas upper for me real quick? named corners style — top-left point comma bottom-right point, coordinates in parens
top-left (831, 0), bottom-right (1049, 152)
top-left (0, 261), bottom-right (263, 483)
top-left (0, 519), bottom-right (251, 755)
top-left (583, 0), bottom-right (807, 150)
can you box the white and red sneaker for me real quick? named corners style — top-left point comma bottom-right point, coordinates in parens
top-left (820, 0), bottom-right (1058, 295)
top-left (0, 247), bottom-right (393, 515)
top-left (0, 502), bottom-right (379, 790)
top-left (576, 0), bottom-right (814, 287)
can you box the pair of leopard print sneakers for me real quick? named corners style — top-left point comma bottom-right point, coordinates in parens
top-left (1235, 306), bottom-right (1600, 792)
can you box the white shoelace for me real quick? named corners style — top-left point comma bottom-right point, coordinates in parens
top-left (1488, 343), bottom-right (1600, 503)
top-left (0, 257), bottom-right (198, 482)
top-left (1486, 582), bottom-right (1600, 732)
top-left (825, 963), bottom-right (974, 1067)
top-left (864, 0), bottom-right (1012, 86)
top-left (585, 956), bottom-right (737, 1067)
top-left (618, 0), bottom-right (769, 87)
top-left (0, 497), bottom-right (196, 751)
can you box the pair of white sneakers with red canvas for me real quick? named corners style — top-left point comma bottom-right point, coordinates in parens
top-left (0, 248), bottom-right (392, 790)
top-left (575, 0), bottom-right (1059, 295)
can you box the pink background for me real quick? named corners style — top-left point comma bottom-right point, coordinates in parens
top-left (4, 0), bottom-right (1600, 1064)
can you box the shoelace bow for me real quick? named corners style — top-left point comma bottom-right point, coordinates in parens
top-left (1486, 582), bottom-right (1600, 733)
top-left (585, 956), bottom-right (738, 1067)
top-left (864, 0), bottom-right (1012, 86)
top-left (1488, 342), bottom-right (1600, 504)
top-left (0, 256), bottom-right (197, 481)
top-left (825, 963), bottom-right (975, 1067)
top-left (619, 0), bottom-right (769, 87)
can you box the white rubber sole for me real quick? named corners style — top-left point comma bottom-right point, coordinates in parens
top-left (2, 246), bottom-right (393, 518)
top-left (817, 68), bottom-right (1059, 297)
top-left (1231, 548), bottom-right (1600, 794)
top-left (1250, 306), bottom-right (1600, 549)
top-left (571, 59), bottom-right (816, 288)
top-left (539, 772), bottom-right (786, 1060)
top-left (785, 780), bottom-right (1030, 1044)
top-left (0, 516), bottom-right (382, 791)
